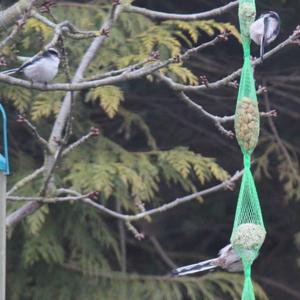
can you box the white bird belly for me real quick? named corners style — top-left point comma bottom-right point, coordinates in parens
top-left (250, 18), bottom-right (264, 45)
top-left (24, 57), bottom-right (59, 83)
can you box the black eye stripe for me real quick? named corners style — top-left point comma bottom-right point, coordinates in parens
top-left (48, 49), bottom-right (59, 56)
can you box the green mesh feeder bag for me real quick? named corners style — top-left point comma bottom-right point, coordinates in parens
top-left (230, 155), bottom-right (266, 300)
top-left (230, 0), bottom-right (266, 299)
top-left (235, 0), bottom-right (259, 156)
top-left (235, 60), bottom-right (259, 155)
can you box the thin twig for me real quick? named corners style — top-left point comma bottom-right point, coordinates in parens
top-left (16, 114), bottom-right (50, 153)
top-left (6, 129), bottom-right (99, 197)
top-left (116, 200), bottom-right (127, 272)
top-left (156, 31), bottom-right (299, 94)
top-left (176, 91), bottom-right (234, 138)
top-left (7, 193), bottom-right (91, 202)
top-left (149, 236), bottom-right (177, 269)
top-left (32, 12), bottom-right (101, 40)
top-left (7, 167), bottom-right (44, 196)
top-left (158, 81), bottom-right (276, 138)
top-left (62, 128), bottom-right (100, 156)
top-left (264, 90), bottom-right (298, 176)
top-left (256, 275), bottom-right (300, 299)
top-left (58, 170), bottom-right (242, 222)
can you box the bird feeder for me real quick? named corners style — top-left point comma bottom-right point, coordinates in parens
top-left (230, 0), bottom-right (266, 299)
top-left (0, 103), bottom-right (9, 175)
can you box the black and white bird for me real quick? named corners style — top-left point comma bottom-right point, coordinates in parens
top-left (172, 244), bottom-right (243, 276)
top-left (1, 48), bottom-right (60, 83)
top-left (250, 11), bottom-right (280, 62)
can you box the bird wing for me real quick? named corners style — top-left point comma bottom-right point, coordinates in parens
top-left (218, 244), bottom-right (232, 256)
top-left (18, 55), bottom-right (43, 72)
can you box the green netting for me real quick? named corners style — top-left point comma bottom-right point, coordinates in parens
top-left (238, 0), bottom-right (256, 43)
top-left (231, 1), bottom-right (266, 299)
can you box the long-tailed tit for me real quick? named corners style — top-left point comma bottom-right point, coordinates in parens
top-left (250, 11), bottom-right (280, 62)
top-left (1, 48), bottom-right (60, 83)
top-left (172, 244), bottom-right (243, 276)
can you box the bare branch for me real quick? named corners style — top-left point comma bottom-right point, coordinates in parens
top-left (125, 221), bottom-right (144, 240)
top-left (0, 0), bottom-right (34, 50)
top-left (5, 1), bottom-right (123, 228)
top-left (264, 90), bottom-right (298, 177)
top-left (7, 167), bottom-right (44, 196)
top-left (116, 200), bottom-right (127, 272)
top-left (123, 1), bottom-right (238, 20)
top-left (58, 170), bottom-right (242, 222)
top-left (149, 236), bottom-right (177, 269)
top-left (155, 32), bottom-right (298, 94)
top-left (7, 193), bottom-right (91, 202)
top-left (0, 31), bottom-right (227, 90)
top-left (0, 0), bottom-right (44, 29)
top-left (62, 127), bottom-right (100, 156)
top-left (32, 12), bottom-right (101, 40)
top-left (175, 90), bottom-right (234, 138)
top-left (6, 202), bottom-right (40, 227)
top-left (0, 28), bottom-right (296, 92)
top-left (6, 128), bottom-right (99, 198)
top-left (16, 114), bottom-right (51, 153)
top-left (84, 58), bottom-right (151, 81)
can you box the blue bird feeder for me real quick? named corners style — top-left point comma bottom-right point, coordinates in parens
top-left (0, 104), bottom-right (9, 175)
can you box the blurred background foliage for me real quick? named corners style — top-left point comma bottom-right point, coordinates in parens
top-left (1, 0), bottom-right (300, 299)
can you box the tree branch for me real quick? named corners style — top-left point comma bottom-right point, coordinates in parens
top-left (156, 79), bottom-right (276, 138)
top-left (264, 90), bottom-right (298, 178)
top-left (7, 193), bottom-right (91, 203)
top-left (149, 235), bottom-right (177, 269)
top-left (62, 127), bottom-right (100, 156)
top-left (0, 28), bottom-right (297, 92)
top-left (32, 12), bottom-right (101, 40)
top-left (0, 31), bottom-right (227, 90)
top-left (0, 0), bottom-right (38, 49)
top-left (16, 114), bottom-right (51, 153)
top-left (7, 167), bottom-right (44, 196)
top-left (0, 0), bottom-right (44, 29)
top-left (123, 1), bottom-right (238, 20)
top-left (59, 170), bottom-right (242, 222)
top-left (156, 31), bottom-right (299, 94)
top-left (5, 1), bottom-right (123, 228)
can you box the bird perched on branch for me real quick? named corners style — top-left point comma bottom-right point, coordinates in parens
top-left (172, 244), bottom-right (243, 276)
top-left (1, 48), bottom-right (60, 83)
top-left (250, 11), bottom-right (280, 62)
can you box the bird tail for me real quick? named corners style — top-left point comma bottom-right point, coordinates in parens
top-left (171, 258), bottom-right (218, 276)
top-left (1, 68), bottom-right (19, 75)
top-left (260, 16), bottom-right (270, 63)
